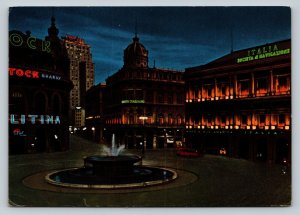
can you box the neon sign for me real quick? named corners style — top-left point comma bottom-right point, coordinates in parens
top-left (9, 32), bottom-right (51, 53)
top-left (121, 100), bottom-right (145, 104)
top-left (10, 114), bottom-right (61, 125)
top-left (13, 128), bottom-right (27, 137)
top-left (9, 68), bottom-right (62, 80)
top-left (237, 44), bottom-right (290, 63)
top-left (9, 68), bottom-right (39, 78)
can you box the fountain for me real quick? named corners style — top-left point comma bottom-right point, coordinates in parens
top-left (45, 134), bottom-right (177, 189)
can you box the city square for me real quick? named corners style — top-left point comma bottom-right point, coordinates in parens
top-left (8, 6), bottom-right (291, 208)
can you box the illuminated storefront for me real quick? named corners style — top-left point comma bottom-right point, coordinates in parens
top-left (9, 17), bottom-right (73, 154)
top-left (184, 39), bottom-right (291, 163)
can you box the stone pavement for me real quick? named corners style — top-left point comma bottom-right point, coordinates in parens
top-left (9, 135), bottom-right (291, 207)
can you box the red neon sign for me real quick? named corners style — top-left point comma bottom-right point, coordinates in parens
top-left (9, 68), bottom-right (39, 78)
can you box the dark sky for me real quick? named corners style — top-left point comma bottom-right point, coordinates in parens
top-left (9, 7), bottom-right (291, 84)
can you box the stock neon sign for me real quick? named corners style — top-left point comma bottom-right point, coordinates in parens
top-left (10, 114), bottom-right (61, 125)
top-left (9, 68), bottom-right (39, 78)
top-left (9, 68), bottom-right (62, 80)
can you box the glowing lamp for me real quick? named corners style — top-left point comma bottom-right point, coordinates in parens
top-left (285, 126), bottom-right (290, 130)
top-left (264, 126), bottom-right (269, 130)
top-left (235, 125), bottom-right (239, 129)
top-left (211, 126), bottom-right (214, 129)
top-left (211, 98), bottom-right (215, 101)
top-left (202, 125), bottom-right (205, 129)
top-left (215, 97), bottom-right (219, 100)
top-left (215, 126), bottom-right (219, 129)
top-left (189, 125), bottom-right (192, 129)
top-left (198, 125), bottom-right (201, 129)
top-left (271, 126), bottom-right (276, 130)
top-left (225, 96), bottom-right (229, 99)
top-left (247, 126), bottom-right (250, 130)
top-left (252, 125), bottom-right (257, 130)
top-left (186, 125), bottom-right (189, 129)
top-left (185, 99), bottom-right (189, 103)
top-left (198, 98), bottom-right (201, 102)
top-left (91, 127), bottom-right (95, 131)
top-left (230, 96), bottom-right (234, 99)
top-left (225, 126), bottom-right (229, 129)
top-left (202, 98), bottom-right (205, 101)
top-left (230, 125), bottom-right (233, 129)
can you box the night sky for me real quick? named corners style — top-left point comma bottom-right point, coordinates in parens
top-left (9, 7), bottom-right (291, 84)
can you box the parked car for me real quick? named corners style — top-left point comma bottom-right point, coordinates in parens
top-left (176, 148), bottom-right (201, 157)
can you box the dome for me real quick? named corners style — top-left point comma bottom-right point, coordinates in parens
top-left (123, 35), bottom-right (148, 69)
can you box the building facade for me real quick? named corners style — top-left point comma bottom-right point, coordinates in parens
top-left (62, 35), bottom-right (95, 128)
top-left (84, 83), bottom-right (106, 142)
top-left (9, 17), bottom-right (73, 154)
top-left (104, 35), bottom-right (185, 149)
top-left (184, 39), bottom-right (291, 163)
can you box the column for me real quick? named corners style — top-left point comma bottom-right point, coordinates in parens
top-left (234, 75), bottom-right (238, 98)
top-left (251, 72), bottom-right (255, 96)
top-left (201, 83), bottom-right (204, 100)
top-left (214, 79), bottom-right (218, 99)
top-left (269, 70), bottom-right (274, 95)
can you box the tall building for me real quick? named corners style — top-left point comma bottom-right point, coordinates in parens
top-left (9, 17), bottom-right (73, 154)
top-left (104, 35), bottom-right (185, 149)
top-left (184, 39), bottom-right (291, 163)
top-left (62, 35), bottom-right (95, 128)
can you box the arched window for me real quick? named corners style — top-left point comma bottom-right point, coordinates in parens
top-left (177, 114), bottom-right (183, 125)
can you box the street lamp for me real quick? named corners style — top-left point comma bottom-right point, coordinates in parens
top-left (92, 127), bottom-right (95, 141)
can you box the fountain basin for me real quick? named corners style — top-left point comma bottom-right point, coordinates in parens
top-left (45, 165), bottom-right (177, 189)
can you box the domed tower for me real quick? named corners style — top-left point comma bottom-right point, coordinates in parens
top-left (123, 34), bottom-right (148, 69)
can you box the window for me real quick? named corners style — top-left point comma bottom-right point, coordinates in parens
top-left (167, 94), bottom-right (173, 104)
top-left (257, 78), bottom-right (267, 90)
top-left (222, 86), bottom-right (226, 96)
top-left (278, 76), bottom-right (287, 87)
top-left (207, 88), bottom-right (212, 97)
top-left (241, 115), bottom-right (247, 125)
top-left (158, 94), bottom-right (164, 103)
top-left (207, 115), bottom-right (212, 123)
top-left (177, 94), bottom-right (182, 104)
top-left (240, 81), bottom-right (249, 92)
top-left (259, 115), bottom-right (266, 124)
top-left (279, 114), bottom-right (285, 124)
top-left (221, 116), bottom-right (226, 124)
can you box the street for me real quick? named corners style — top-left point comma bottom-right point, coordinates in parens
top-left (9, 135), bottom-right (291, 207)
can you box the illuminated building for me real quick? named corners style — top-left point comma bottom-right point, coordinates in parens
top-left (84, 83), bottom-right (106, 142)
top-left (62, 35), bottom-right (95, 128)
top-left (9, 17), bottom-right (73, 154)
top-left (104, 35), bottom-right (185, 149)
top-left (184, 39), bottom-right (291, 163)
